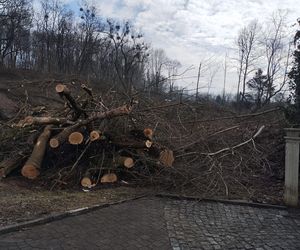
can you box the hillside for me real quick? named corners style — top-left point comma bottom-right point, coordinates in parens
top-left (0, 70), bottom-right (287, 205)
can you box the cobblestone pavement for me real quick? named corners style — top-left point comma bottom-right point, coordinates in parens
top-left (1, 197), bottom-right (300, 249)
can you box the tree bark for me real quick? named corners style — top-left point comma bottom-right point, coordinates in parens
top-left (112, 139), bottom-right (152, 149)
top-left (49, 104), bottom-right (132, 148)
top-left (0, 152), bottom-right (28, 178)
top-left (149, 143), bottom-right (174, 167)
top-left (56, 84), bottom-right (86, 119)
top-left (116, 156), bottom-right (134, 168)
top-left (21, 125), bottom-right (53, 179)
top-left (16, 116), bottom-right (74, 127)
top-left (101, 173), bottom-right (118, 183)
top-left (90, 130), bottom-right (102, 141)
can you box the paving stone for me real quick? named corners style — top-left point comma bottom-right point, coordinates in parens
top-left (164, 199), bottom-right (300, 250)
top-left (1, 197), bottom-right (300, 249)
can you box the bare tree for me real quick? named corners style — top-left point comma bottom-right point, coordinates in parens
top-left (260, 11), bottom-right (288, 105)
top-left (165, 59), bottom-right (181, 93)
top-left (0, 0), bottom-right (31, 68)
top-left (106, 20), bottom-right (149, 95)
top-left (195, 55), bottom-right (215, 100)
top-left (222, 52), bottom-right (228, 101)
top-left (145, 48), bottom-right (169, 93)
top-left (0, 0), bottom-right (179, 97)
top-left (207, 64), bottom-right (219, 96)
top-left (236, 21), bottom-right (260, 103)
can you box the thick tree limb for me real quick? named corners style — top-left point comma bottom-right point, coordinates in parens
top-left (101, 173), bottom-right (118, 183)
top-left (68, 132), bottom-right (84, 145)
top-left (116, 156), bottom-right (135, 168)
top-left (16, 116), bottom-right (74, 127)
top-left (112, 139), bottom-right (152, 149)
top-left (0, 152), bottom-right (28, 178)
top-left (21, 125), bottom-right (53, 179)
top-left (56, 84), bottom-right (87, 119)
top-left (90, 130), bottom-right (102, 141)
top-left (50, 104), bottom-right (132, 148)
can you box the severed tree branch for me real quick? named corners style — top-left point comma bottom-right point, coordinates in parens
top-left (202, 125), bottom-right (265, 156)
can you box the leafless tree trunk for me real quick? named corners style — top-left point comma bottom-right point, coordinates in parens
top-left (261, 11), bottom-right (288, 105)
top-left (236, 21), bottom-right (260, 102)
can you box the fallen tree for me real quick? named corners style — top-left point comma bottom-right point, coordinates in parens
top-left (21, 125), bottom-right (53, 179)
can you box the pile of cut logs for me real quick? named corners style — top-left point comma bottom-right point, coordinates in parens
top-left (0, 83), bottom-right (174, 188)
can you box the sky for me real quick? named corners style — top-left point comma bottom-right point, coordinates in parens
top-left (36, 0), bottom-right (300, 95)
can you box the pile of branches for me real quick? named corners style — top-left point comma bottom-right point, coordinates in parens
top-left (126, 96), bottom-right (286, 202)
top-left (0, 79), bottom-right (287, 202)
top-left (0, 83), bottom-right (174, 189)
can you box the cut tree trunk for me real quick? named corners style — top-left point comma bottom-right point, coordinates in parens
top-left (68, 131), bottom-right (84, 145)
top-left (50, 104), bottom-right (132, 148)
top-left (116, 156), bottom-right (134, 168)
top-left (21, 125), bottom-right (53, 179)
top-left (0, 152), bottom-right (27, 178)
top-left (149, 143), bottom-right (174, 167)
top-left (90, 130), bottom-right (102, 141)
top-left (50, 125), bottom-right (80, 148)
top-left (80, 170), bottom-right (94, 188)
top-left (143, 128), bottom-right (153, 140)
top-left (55, 83), bottom-right (68, 94)
top-left (101, 173), bottom-right (118, 183)
top-left (56, 84), bottom-right (86, 119)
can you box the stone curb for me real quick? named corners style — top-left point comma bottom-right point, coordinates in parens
top-left (155, 193), bottom-right (288, 210)
top-left (0, 195), bottom-right (148, 236)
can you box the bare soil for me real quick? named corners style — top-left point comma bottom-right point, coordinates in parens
top-left (0, 178), bottom-right (151, 227)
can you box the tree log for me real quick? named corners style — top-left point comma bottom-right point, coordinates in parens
top-left (68, 131), bottom-right (84, 145)
top-left (55, 83), bottom-right (68, 94)
top-left (16, 116), bottom-right (74, 127)
top-left (90, 130), bottom-right (102, 141)
top-left (143, 128), bottom-right (153, 140)
top-left (112, 139), bottom-right (152, 149)
top-left (159, 149), bottom-right (174, 167)
top-left (81, 84), bottom-right (93, 98)
top-left (50, 125), bottom-right (81, 148)
top-left (0, 152), bottom-right (27, 178)
top-left (81, 177), bottom-right (93, 188)
top-left (21, 125), bottom-right (53, 179)
top-left (101, 173), bottom-right (118, 183)
top-left (130, 128), bottom-right (153, 140)
top-left (116, 156), bottom-right (134, 168)
top-left (56, 84), bottom-right (86, 119)
top-left (149, 143), bottom-right (174, 167)
top-left (50, 104), bottom-right (132, 148)
top-left (80, 170), bottom-right (95, 188)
